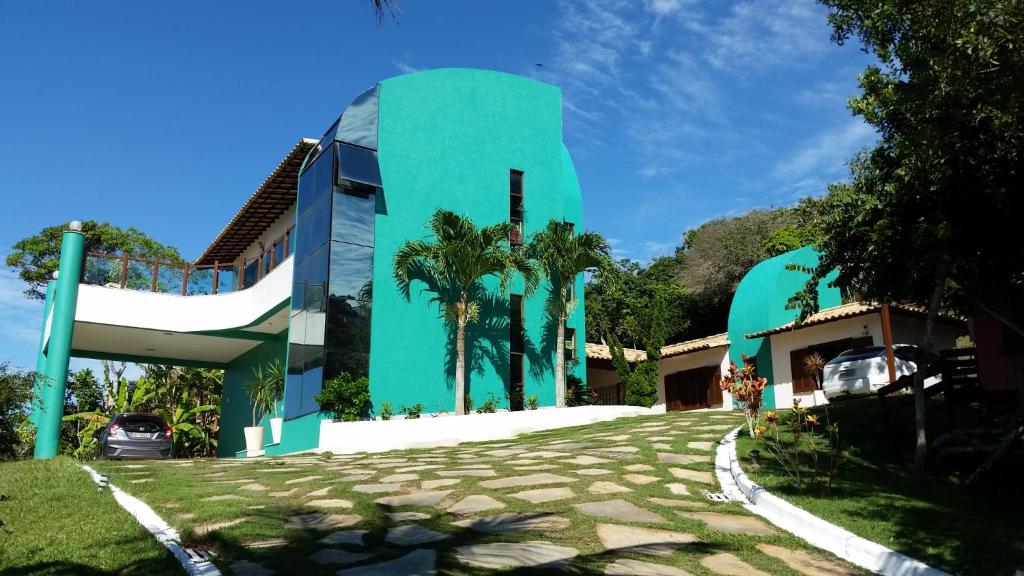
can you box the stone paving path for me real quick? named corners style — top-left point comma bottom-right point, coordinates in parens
top-left (100, 409), bottom-right (865, 576)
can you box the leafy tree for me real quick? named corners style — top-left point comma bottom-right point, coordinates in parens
top-left (585, 256), bottom-right (689, 347)
top-left (0, 362), bottom-right (34, 461)
top-left (393, 209), bottom-right (538, 415)
top-left (610, 289), bottom-right (669, 408)
top-left (6, 221), bottom-right (183, 300)
top-left (527, 221), bottom-right (609, 407)
top-left (800, 0), bottom-right (1024, 477)
top-left (66, 368), bottom-right (101, 413)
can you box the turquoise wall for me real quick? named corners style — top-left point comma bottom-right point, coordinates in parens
top-left (218, 334), bottom-right (288, 456)
top-left (371, 68), bottom-right (584, 413)
top-left (726, 246), bottom-right (840, 409)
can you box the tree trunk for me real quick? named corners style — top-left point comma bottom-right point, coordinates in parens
top-left (101, 360), bottom-right (126, 411)
top-left (555, 318), bottom-right (566, 408)
top-left (913, 270), bottom-right (948, 478)
top-left (455, 315), bottom-right (467, 416)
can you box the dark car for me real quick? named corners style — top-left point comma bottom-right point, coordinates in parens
top-left (97, 413), bottom-right (173, 459)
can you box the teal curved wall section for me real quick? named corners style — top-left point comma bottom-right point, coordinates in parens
top-left (371, 68), bottom-right (583, 413)
top-left (726, 246), bottom-right (840, 409)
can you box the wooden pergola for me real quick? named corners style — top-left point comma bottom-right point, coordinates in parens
top-left (194, 138), bottom-right (318, 266)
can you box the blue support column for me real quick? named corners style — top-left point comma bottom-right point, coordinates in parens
top-left (34, 225), bottom-right (85, 460)
top-left (29, 280), bottom-right (57, 427)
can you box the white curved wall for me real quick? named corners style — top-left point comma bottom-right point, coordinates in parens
top-left (74, 257), bottom-right (292, 334)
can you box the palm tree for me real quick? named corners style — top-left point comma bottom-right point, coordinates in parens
top-left (394, 209), bottom-right (538, 415)
top-left (527, 221), bottom-right (609, 407)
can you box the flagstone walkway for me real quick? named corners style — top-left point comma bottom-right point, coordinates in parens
top-left (93, 409), bottom-right (867, 575)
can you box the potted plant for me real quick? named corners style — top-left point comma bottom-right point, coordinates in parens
top-left (249, 360), bottom-right (285, 445)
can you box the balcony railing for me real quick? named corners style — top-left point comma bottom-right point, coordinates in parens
top-left (81, 226), bottom-right (294, 296)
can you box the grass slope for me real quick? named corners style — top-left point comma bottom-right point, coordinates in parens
top-left (737, 395), bottom-right (1024, 575)
top-left (0, 457), bottom-right (181, 575)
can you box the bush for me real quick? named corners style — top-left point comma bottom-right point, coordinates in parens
top-left (476, 394), bottom-right (499, 414)
top-left (401, 404), bottom-right (424, 419)
top-left (0, 363), bottom-right (34, 461)
top-left (314, 372), bottom-right (371, 422)
top-left (566, 374), bottom-right (598, 407)
top-left (379, 401), bottom-right (393, 421)
top-left (526, 394), bottom-right (539, 410)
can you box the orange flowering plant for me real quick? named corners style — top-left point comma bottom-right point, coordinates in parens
top-left (719, 354), bottom-right (768, 438)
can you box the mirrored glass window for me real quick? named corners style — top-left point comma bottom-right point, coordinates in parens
top-left (331, 189), bottom-right (375, 247)
top-left (328, 243), bottom-right (373, 301)
top-left (336, 143), bottom-right (381, 188)
top-left (298, 352), bottom-right (324, 415)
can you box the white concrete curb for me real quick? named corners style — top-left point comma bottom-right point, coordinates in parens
top-left (715, 427), bottom-right (950, 576)
top-left (82, 465), bottom-right (220, 576)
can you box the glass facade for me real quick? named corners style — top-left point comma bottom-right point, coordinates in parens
top-left (286, 94), bottom-right (380, 419)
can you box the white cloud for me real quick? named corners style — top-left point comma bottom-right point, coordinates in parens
top-left (393, 60), bottom-right (423, 75)
top-left (774, 119), bottom-right (876, 180)
top-left (698, 0), bottom-right (832, 72)
top-left (645, 0), bottom-right (690, 17)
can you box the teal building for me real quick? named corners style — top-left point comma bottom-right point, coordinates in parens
top-left (31, 69), bottom-right (587, 458)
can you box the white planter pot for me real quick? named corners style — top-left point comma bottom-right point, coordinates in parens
top-left (243, 426), bottom-right (264, 453)
top-left (269, 417), bottom-right (283, 444)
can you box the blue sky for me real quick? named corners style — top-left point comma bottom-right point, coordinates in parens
top-left (0, 0), bottom-right (875, 372)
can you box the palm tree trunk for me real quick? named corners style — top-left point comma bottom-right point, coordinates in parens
top-left (555, 319), bottom-right (566, 408)
top-left (456, 317), bottom-right (467, 415)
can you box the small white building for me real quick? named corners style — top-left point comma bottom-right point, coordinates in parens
top-left (586, 303), bottom-right (963, 412)
top-left (745, 302), bottom-right (962, 408)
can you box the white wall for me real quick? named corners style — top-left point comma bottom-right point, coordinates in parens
top-left (74, 257), bottom-right (293, 334)
top-left (769, 315), bottom-right (882, 408)
top-left (656, 347), bottom-right (733, 413)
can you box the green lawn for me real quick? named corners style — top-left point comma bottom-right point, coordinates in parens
top-left (736, 395), bottom-right (1024, 576)
top-left (0, 457), bottom-right (181, 575)
top-left (82, 409), bottom-right (864, 575)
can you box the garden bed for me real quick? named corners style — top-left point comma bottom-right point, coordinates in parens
top-left (735, 395), bottom-right (1024, 575)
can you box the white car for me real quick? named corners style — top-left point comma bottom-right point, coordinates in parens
top-left (822, 344), bottom-right (938, 399)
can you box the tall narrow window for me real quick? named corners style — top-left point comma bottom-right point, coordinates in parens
top-left (564, 326), bottom-right (577, 363)
top-left (510, 169), bottom-right (524, 248)
top-left (510, 294), bottom-right (524, 410)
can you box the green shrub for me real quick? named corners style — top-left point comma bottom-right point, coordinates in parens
top-left (380, 401), bottom-right (393, 421)
top-left (476, 393), bottom-right (499, 414)
top-left (464, 395), bottom-right (473, 414)
top-left (401, 403), bottom-right (424, 419)
top-left (566, 373), bottom-right (597, 407)
top-left (314, 372), bottom-right (371, 422)
top-left (526, 394), bottom-right (539, 410)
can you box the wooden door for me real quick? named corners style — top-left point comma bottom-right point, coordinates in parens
top-left (706, 367), bottom-right (723, 407)
top-left (665, 366), bottom-right (719, 412)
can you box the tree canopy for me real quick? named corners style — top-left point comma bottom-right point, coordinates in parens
top-left (7, 221), bottom-right (183, 300)
top-left (808, 0), bottom-right (1023, 318)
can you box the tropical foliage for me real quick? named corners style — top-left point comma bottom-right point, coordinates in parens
top-left (789, 0), bottom-right (1024, 477)
top-left (314, 372), bottom-right (371, 422)
top-left (393, 209), bottom-right (538, 415)
top-left (720, 355), bottom-right (768, 438)
top-left (0, 362), bottom-right (35, 461)
top-left (527, 221), bottom-right (608, 407)
top-left (6, 221), bottom-right (182, 300)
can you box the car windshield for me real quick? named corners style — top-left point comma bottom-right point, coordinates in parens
top-left (119, 415), bottom-right (165, 433)
top-left (827, 347), bottom-right (886, 364)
